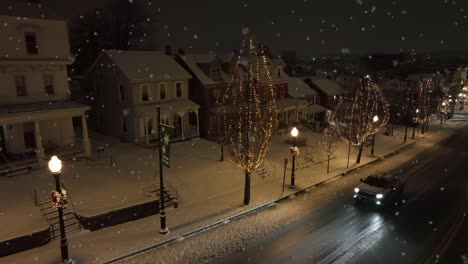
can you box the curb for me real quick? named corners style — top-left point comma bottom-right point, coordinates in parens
top-left (104, 140), bottom-right (417, 263)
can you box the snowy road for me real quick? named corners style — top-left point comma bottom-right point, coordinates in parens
top-left (217, 121), bottom-right (468, 264)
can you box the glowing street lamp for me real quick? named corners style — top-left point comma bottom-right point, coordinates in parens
top-left (371, 115), bottom-right (379, 156)
top-left (48, 156), bottom-right (74, 264)
top-left (290, 127), bottom-right (299, 188)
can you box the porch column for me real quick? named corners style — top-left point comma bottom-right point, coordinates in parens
top-left (178, 112), bottom-right (185, 140)
top-left (153, 112), bottom-right (158, 138)
top-left (144, 116), bottom-right (149, 146)
top-left (296, 107), bottom-right (299, 122)
top-left (81, 114), bottom-right (91, 157)
top-left (195, 110), bottom-right (200, 136)
top-left (34, 121), bottom-right (45, 165)
top-left (285, 110), bottom-right (289, 124)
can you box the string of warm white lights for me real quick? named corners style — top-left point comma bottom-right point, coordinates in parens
top-left (221, 31), bottom-right (277, 174)
top-left (333, 76), bottom-right (390, 147)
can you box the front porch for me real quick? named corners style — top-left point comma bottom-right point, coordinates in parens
top-left (136, 99), bottom-right (200, 146)
top-left (0, 101), bottom-right (91, 167)
top-left (276, 98), bottom-right (309, 134)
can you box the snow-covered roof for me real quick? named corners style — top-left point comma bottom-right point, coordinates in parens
top-left (135, 98), bottom-right (199, 114)
top-left (286, 78), bottom-right (317, 99)
top-left (101, 50), bottom-right (192, 82)
top-left (310, 79), bottom-right (345, 96)
top-left (276, 98), bottom-right (308, 110)
top-left (306, 104), bottom-right (327, 114)
top-left (179, 54), bottom-right (231, 86)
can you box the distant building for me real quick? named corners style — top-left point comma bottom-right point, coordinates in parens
top-left (85, 50), bottom-right (199, 146)
top-left (304, 78), bottom-right (345, 109)
top-left (177, 51), bottom-right (325, 136)
top-left (0, 15), bottom-right (91, 166)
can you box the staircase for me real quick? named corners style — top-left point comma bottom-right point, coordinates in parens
top-left (37, 198), bottom-right (81, 239)
top-left (0, 159), bottom-right (35, 177)
top-left (144, 184), bottom-right (176, 208)
top-left (254, 166), bottom-right (270, 179)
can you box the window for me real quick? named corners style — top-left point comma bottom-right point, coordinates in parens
top-left (159, 83), bottom-right (166, 99)
top-left (119, 85), bottom-right (125, 100)
top-left (43, 74), bottom-right (54, 95)
top-left (213, 88), bottom-right (221, 103)
top-left (122, 116), bottom-right (127, 133)
top-left (176, 82), bottom-right (182, 97)
top-left (25, 32), bottom-right (38, 54)
top-left (141, 84), bottom-right (149, 101)
top-left (277, 68), bottom-right (281, 77)
top-left (15, 75), bottom-right (27, 96)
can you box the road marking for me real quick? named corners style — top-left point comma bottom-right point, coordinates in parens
top-left (422, 206), bottom-right (467, 264)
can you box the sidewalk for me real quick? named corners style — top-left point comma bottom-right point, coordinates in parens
top-left (0, 115), bottom-right (464, 264)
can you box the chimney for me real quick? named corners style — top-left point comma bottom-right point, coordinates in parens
top-left (177, 48), bottom-right (185, 56)
top-left (164, 45), bottom-right (172, 56)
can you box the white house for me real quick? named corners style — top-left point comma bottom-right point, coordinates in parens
top-left (86, 50), bottom-right (200, 146)
top-left (0, 15), bottom-right (91, 166)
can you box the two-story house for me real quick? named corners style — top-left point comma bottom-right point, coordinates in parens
top-left (86, 50), bottom-right (199, 146)
top-left (285, 78), bottom-right (326, 130)
top-left (176, 53), bottom-right (232, 138)
top-left (304, 78), bottom-right (345, 109)
top-left (0, 15), bottom-right (91, 166)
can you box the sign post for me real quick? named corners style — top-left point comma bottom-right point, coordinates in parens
top-left (157, 107), bottom-right (174, 234)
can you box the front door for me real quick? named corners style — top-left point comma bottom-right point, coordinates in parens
top-left (23, 122), bottom-right (36, 149)
top-left (173, 114), bottom-right (182, 138)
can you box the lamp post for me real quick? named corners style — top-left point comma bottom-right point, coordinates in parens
top-left (412, 109), bottom-right (419, 139)
top-left (290, 127), bottom-right (298, 188)
top-left (370, 115), bottom-right (379, 156)
top-left (440, 102), bottom-right (446, 124)
top-left (48, 156), bottom-right (73, 264)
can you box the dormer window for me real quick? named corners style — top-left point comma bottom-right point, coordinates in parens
top-left (211, 67), bottom-right (221, 79)
top-left (25, 32), bottom-right (38, 54)
top-left (277, 68), bottom-right (281, 77)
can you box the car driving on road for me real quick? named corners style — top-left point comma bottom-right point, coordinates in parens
top-left (353, 173), bottom-right (404, 208)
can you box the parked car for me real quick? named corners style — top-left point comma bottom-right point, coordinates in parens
top-left (353, 173), bottom-right (404, 208)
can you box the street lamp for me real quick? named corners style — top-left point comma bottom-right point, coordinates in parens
top-left (48, 156), bottom-right (73, 264)
top-left (290, 127), bottom-right (298, 188)
top-left (441, 102), bottom-right (446, 124)
top-left (412, 109), bottom-right (419, 139)
top-left (370, 115), bottom-right (379, 156)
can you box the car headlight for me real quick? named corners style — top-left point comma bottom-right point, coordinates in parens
top-left (354, 188), bottom-right (360, 193)
top-left (376, 193), bottom-right (384, 199)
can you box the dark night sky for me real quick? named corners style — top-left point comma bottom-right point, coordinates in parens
top-left (2, 0), bottom-right (468, 57)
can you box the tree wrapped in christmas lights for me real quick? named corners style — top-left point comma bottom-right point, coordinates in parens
top-left (418, 78), bottom-right (433, 133)
top-left (319, 127), bottom-right (340, 173)
top-left (221, 30), bottom-right (277, 205)
top-left (333, 76), bottom-right (389, 164)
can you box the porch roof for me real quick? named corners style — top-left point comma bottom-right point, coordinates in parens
top-left (0, 100), bottom-right (90, 124)
top-left (136, 98), bottom-right (200, 115)
top-left (307, 103), bottom-right (327, 114)
top-left (276, 98), bottom-right (308, 111)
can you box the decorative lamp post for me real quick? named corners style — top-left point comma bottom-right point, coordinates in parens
top-left (441, 102), bottom-right (446, 124)
top-left (370, 115), bottom-right (379, 156)
top-left (289, 127), bottom-right (299, 188)
top-left (48, 156), bottom-right (73, 264)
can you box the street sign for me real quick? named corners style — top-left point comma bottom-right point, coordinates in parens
top-left (160, 124), bottom-right (174, 168)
